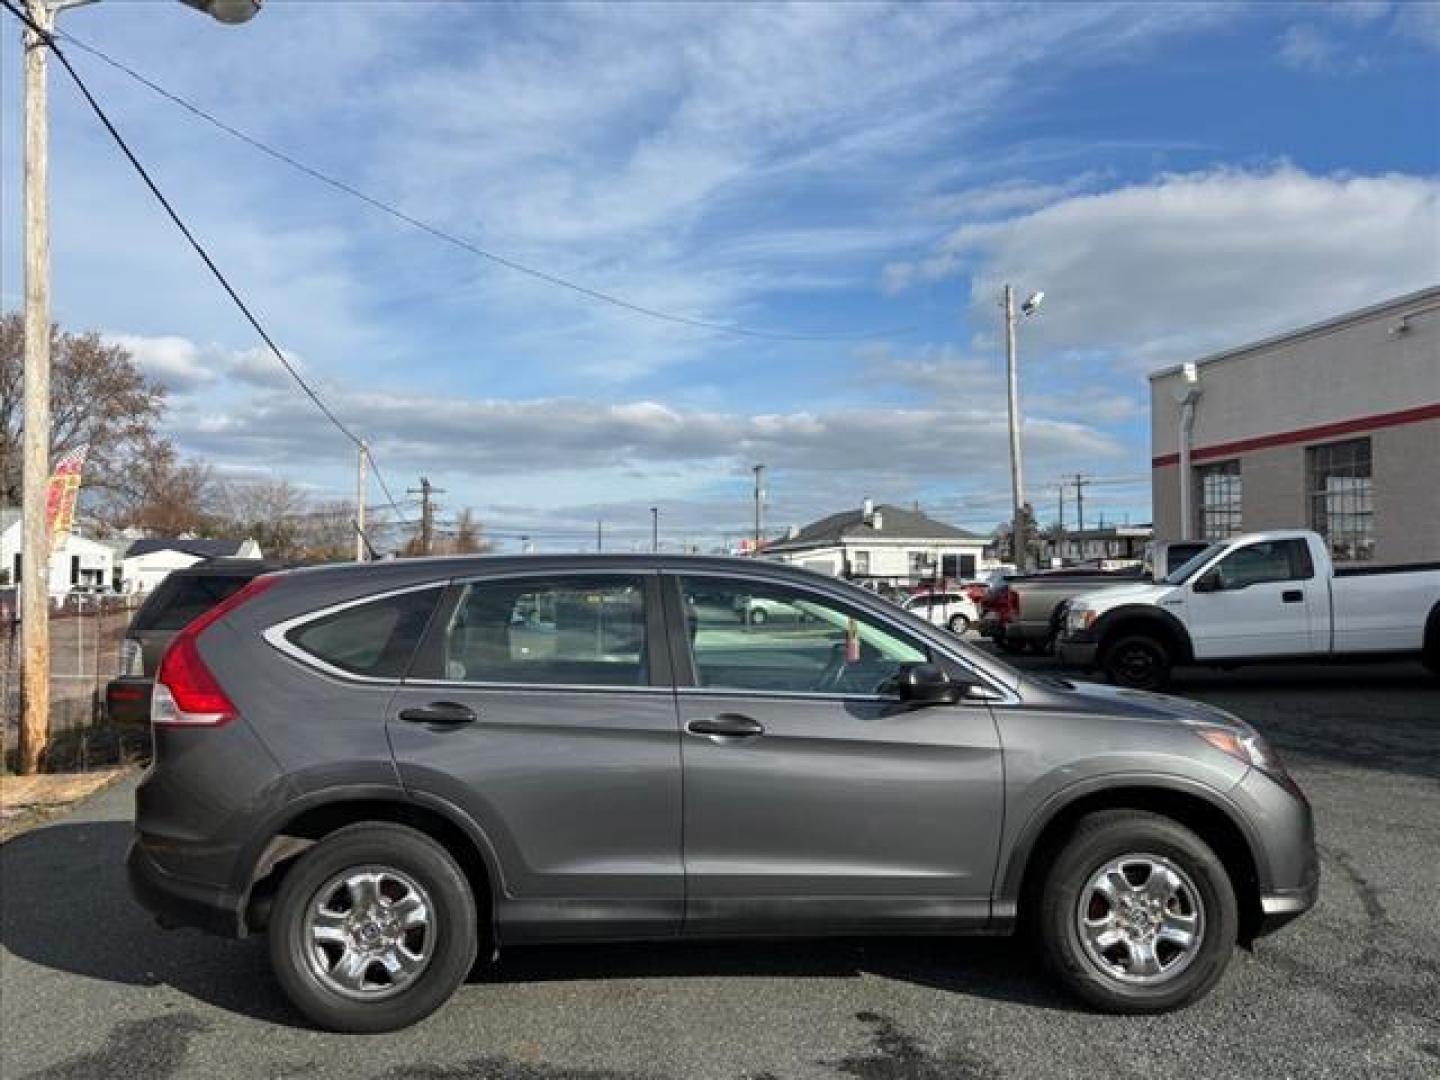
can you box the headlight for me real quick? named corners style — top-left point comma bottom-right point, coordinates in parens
top-left (1067, 606), bottom-right (1097, 633)
top-left (1194, 725), bottom-right (1286, 776)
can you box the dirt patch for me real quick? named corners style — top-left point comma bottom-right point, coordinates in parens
top-left (0, 769), bottom-right (128, 841)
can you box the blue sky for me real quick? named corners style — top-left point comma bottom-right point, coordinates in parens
top-left (2, 1), bottom-right (1437, 552)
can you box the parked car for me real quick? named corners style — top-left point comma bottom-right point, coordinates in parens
top-left (1059, 529), bottom-right (1440, 689)
top-left (984, 541), bottom-right (1212, 655)
top-left (733, 593), bottom-right (808, 624)
top-left (105, 559), bottom-right (276, 726)
top-left (130, 553), bottom-right (1316, 1031)
top-left (902, 589), bottom-right (980, 634)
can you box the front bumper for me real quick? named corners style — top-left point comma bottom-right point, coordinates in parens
top-left (1056, 636), bottom-right (1099, 668)
top-left (128, 836), bottom-right (247, 938)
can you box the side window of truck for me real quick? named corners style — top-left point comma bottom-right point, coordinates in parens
top-left (1211, 539), bottom-right (1313, 590)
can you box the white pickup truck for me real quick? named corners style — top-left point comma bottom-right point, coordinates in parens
top-left (1056, 529), bottom-right (1440, 689)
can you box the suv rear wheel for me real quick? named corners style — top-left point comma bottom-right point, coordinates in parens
top-left (1039, 809), bottom-right (1237, 1013)
top-left (269, 823), bottom-right (478, 1032)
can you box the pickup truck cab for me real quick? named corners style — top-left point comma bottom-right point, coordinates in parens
top-left (1058, 529), bottom-right (1440, 689)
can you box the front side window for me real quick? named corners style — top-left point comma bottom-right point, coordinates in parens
top-left (1308, 438), bottom-right (1373, 562)
top-left (1194, 460), bottom-right (1242, 541)
top-left (1207, 539), bottom-right (1312, 591)
top-left (286, 587), bottom-right (442, 678)
top-left (679, 576), bottom-right (926, 696)
top-left (439, 576), bottom-right (648, 686)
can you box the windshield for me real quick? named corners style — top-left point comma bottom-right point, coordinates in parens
top-left (1161, 542), bottom-right (1227, 585)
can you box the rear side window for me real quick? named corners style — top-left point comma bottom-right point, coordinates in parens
top-left (135, 574), bottom-right (255, 633)
top-left (439, 575), bottom-right (648, 687)
top-left (286, 587), bottom-right (442, 678)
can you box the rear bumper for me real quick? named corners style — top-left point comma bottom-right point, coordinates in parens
top-left (127, 836), bottom-right (246, 938)
top-left (105, 677), bottom-right (152, 727)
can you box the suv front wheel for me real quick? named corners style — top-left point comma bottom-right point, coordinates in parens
top-left (1038, 809), bottom-right (1237, 1013)
top-left (269, 823), bottom-right (478, 1032)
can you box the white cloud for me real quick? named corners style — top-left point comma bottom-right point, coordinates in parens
top-left (887, 166), bottom-right (1440, 371)
top-left (1278, 23), bottom-right (1360, 73)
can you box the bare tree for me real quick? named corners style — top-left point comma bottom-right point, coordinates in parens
top-left (103, 444), bottom-right (215, 537)
top-left (214, 478), bottom-right (307, 560)
top-left (1, 312), bottom-right (169, 508)
top-left (448, 508), bottom-right (494, 555)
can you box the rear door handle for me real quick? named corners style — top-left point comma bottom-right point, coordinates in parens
top-left (398, 701), bottom-right (478, 726)
top-left (1281, 590), bottom-right (1304, 604)
top-left (686, 714), bottom-right (765, 738)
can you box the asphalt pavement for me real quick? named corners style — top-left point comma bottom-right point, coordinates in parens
top-left (2, 656), bottom-right (1437, 1080)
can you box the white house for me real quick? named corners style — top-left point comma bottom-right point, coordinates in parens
top-left (120, 537), bottom-right (264, 594)
top-left (765, 500), bottom-right (988, 585)
top-left (1, 509), bottom-right (117, 596)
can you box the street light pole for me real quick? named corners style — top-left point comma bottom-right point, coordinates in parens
top-left (650, 507), bottom-right (659, 553)
top-left (1003, 285), bottom-right (1026, 572)
top-left (17, 0), bottom-right (262, 774)
top-left (752, 464), bottom-right (764, 554)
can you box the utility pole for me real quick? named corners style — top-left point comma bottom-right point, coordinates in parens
top-left (407, 477), bottom-right (444, 556)
top-left (19, 0), bottom-right (56, 775)
top-left (16, 0), bottom-right (262, 774)
top-left (1002, 285), bottom-right (1026, 571)
top-left (650, 506), bottom-right (659, 553)
top-left (596, 519), bottom-right (603, 553)
top-left (752, 464), bottom-right (765, 554)
top-left (1074, 473), bottom-right (1089, 537)
top-left (354, 442), bottom-right (368, 562)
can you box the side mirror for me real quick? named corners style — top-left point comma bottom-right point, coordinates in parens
top-left (895, 663), bottom-right (967, 706)
top-left (1192, 571), bottom-right (1219, 593)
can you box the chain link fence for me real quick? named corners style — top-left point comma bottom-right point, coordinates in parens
top-left (0, 597), bottom-right (151, 772)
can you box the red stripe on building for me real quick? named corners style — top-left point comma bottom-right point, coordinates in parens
top-left (1151, 401), bottom-right (1440, 469)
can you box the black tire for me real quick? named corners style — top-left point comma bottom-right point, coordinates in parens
top-left (948, 613), bottom-right (972, 635)
top-left (749, 607), bottom-right (767, 626)
top-left (268, 823), bottom-right (478, 1033)
top-left (1103, 634), bottom-right (1171, 690)
top-left (1039, 809), bottom-right (1238, 1014)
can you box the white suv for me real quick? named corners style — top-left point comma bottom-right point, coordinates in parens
top-left (902, 591), bottom-right (980, 634)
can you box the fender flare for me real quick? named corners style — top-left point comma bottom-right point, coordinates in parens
top-left (993, 771), bottom-right (1271, 913)
top-left (234, 782), bottom-right (508, 933)
top-left (1091, 604), bottom-right (1196, 665)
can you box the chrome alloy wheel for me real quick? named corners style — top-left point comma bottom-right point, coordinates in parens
top-left (302, 867), bottom-right (436, 1000)
top-left (1075, 853), bottom-right (1205, 985)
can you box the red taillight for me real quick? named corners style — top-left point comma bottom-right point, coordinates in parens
top-left (153, 574), bottom-right (281, 728)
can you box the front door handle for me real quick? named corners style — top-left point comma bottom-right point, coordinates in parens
top-left (686, 714), bottom-right (765, 738)
top-left (398, 701), bottom-right (478, 726)
top-left (1281, 590), bottom-right (1304, 604)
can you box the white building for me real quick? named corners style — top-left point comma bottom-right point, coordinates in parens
top-left (1, 509), bottom-right (116, 596)
top-left (765, 501), bottom-right (988, 585)
top-left (121, 537), bottom-right (263, 594)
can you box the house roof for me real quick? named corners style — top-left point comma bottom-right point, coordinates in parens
top-left (124, 537), bottom-right (251, 560)
top-left (767, 504), bottom-right (982, 552)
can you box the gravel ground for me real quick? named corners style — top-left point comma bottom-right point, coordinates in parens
top-left (1, 657), bottom-right (1436, 1080)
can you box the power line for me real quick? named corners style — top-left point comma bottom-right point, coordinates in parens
top-left (2, 0), bottom-right (411, 528)
top-left (53, 28), bottom-right (909, 344)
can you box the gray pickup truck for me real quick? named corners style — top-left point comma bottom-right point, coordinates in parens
top-left (984, 541), bottom-right (1209, 655)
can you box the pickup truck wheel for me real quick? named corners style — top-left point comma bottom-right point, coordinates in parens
top-left (1039, 809), bottom-right (1238, 1013)
top-left (1104, 635), bottom-right (1171, 691)
top-left (269, 823), bottom-right (477, 1033)
top-left (948, 613), bottom-right (972, 635)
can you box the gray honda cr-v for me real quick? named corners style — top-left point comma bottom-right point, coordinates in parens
top-left (129, 555), bottom-right (1317, 1032)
